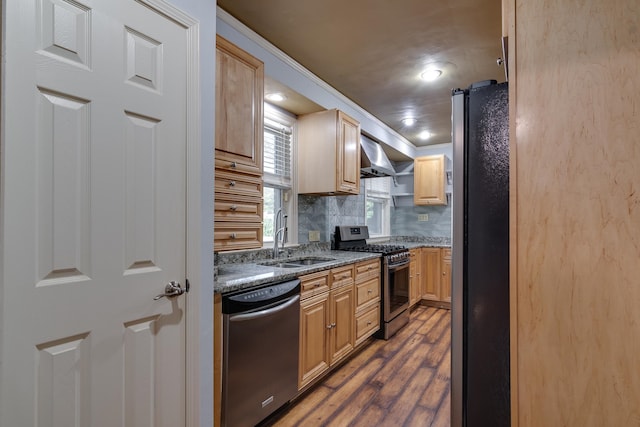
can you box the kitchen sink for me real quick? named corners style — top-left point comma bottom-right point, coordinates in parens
top-left (258, 256), bottom-right (335, 268)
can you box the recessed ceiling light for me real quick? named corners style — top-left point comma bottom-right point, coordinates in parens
top-left (265, 92), bottom-right (287, 102)
top-left (418, 130), bottom-right (432, 140)
top-left (420, 69), bottom-right (442, 81)
top-left (402, 117), bottom-right (417, 126)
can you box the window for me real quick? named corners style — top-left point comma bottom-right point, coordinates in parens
top-left (263, 103), bottom-right (297, 244)
top-left (364, 177), bottom-right (391, 237)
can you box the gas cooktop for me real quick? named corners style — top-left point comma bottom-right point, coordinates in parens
top-left (333, 225), bottom-right (408, 256)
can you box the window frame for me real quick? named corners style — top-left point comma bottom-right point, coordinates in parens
top-left (262, 103), bottom-right (297, 246)
top-left (363, 176), bottom-right (391, 238)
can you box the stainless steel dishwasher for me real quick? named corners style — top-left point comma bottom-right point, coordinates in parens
top-left (222, 279), bottom-right (301, 427)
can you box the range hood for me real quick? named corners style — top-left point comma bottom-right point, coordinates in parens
top-left (360, 135), bottom-right (396, 178)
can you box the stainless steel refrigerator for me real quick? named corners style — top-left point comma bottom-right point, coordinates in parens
top-left (451, 80), bottom-right (510, 426)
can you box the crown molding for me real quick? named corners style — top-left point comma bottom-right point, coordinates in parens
top-left (216, 6), bottom-right (416, 156)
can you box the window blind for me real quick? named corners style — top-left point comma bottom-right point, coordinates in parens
top-left (263, 116), bottom-right (292, 188)
top-left (364, 176), bottom-right (391, 198)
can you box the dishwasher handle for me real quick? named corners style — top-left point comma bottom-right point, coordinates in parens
top-left (229, 294), bottom-right (300, 322)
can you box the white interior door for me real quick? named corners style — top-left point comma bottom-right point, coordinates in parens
top-left (1, 0), bottom-right (192, 425)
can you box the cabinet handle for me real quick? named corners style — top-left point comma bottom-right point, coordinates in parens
top-left (367, 289), bottom-right (372, 294)
top-left (229, 233), bottom-right (237, 239)
top-left (228, 180), bottom-right (236, 187)
top-left (326, 324), bottom-right (333, 329)
top-left (367, 321), bottom-right (372, 326)
top-left (230, 161), bottom-right (237, 168)
top-left (230, 205), bottom-right (237, 211)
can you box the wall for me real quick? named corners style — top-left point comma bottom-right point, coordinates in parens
top-left (391, 143), bottom-right (453, 239)
top-left (164, 1), bottom-right (216, 426)
top-left (391, 204), bottom-right (451, 238)
top-left (508, 0), bottom-right (640, 425)
top-left (215, 8), bottom-right (416, 160)
top-left (298, 192), bottom-right (366, 244)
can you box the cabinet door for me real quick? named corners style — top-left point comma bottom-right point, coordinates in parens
top-left (421, 248), bottom-right (442, 301)
top-left (215, 35), bottom-right (263, 175)
top-left (299, 292), bottom-right (330, 389)
top-left (441, 248), bottom-right (452, 303)
top-left (337, 111), bottom-right (360, 194)
top-left (297, 109), bottom-right (361, 195)
top-left (409, 249), bottom-right (421, 306)
top-left (329, 285), bottom-right (355, 365)
top-left (414, 155), bottom-right (446, 205)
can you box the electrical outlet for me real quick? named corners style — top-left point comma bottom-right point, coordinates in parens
top-left (309, 230), bottom-right (320, 241)
top-left (418, 214), bottom-right (429, 222)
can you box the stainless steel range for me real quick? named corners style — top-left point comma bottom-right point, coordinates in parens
top-left (334, 226), bottom-right (410, 339)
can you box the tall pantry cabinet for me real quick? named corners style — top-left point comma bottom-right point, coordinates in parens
top-left (214, 35), bottom-right (264, 251)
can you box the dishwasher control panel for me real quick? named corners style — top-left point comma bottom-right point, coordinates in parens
top-left (222, 279), bottom-right (301, 314)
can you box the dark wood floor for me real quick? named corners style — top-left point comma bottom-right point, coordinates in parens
top-left (268, 306), bottom-right (451, 427)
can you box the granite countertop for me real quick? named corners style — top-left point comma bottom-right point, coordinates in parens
top-left (214, 237), bottom-right (451, 295)
top-left (214, 250), bottom-right (380, 294)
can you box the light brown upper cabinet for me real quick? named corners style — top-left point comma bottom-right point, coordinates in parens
top-left (414, 155), bottom-right (446, 205)
top-left (215, 35), bottom-right (264, 176)
top-left (298, 109), bottom-right (361, 195)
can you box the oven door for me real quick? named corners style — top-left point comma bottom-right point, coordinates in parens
top-left (384, 257), bottom-right (410, 321)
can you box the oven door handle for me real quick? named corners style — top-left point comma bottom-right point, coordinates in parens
top-left (388, 259), bottom-right (410, 269)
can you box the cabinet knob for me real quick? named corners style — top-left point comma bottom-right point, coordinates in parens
top-left (230, 205), bottom-right (237, 211)
top-left (367, 321), bottom-right (372, 326)
top-left (229, 233), bottom-right (237, 239)
top-left (367, 289), bottom-right (372, 294)
top-left (229, 180), bottom-right (236, 187)
top-left (230, 161), bottom-right (237, 168)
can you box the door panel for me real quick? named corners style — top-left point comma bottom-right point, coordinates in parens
top-left (1, 1), bottom-right (190, 426)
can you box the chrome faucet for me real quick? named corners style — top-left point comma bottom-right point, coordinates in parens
top-left (273, 208), bottom-right (288, 258)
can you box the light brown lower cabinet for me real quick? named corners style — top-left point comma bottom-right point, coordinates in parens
top-left (298, 266), bottom-right (356, 390)
top-left (440, 248), bottom-right (452, 303)
top-left (214, 294), bottom-right (222, 427)
top-left (409, 247), bottom-right (452, 309)
top-left (409, 249), bottom-right (422, 307)
top-left (298, 260), bottom-right (380, 391)
top-left (299, 286), bottom-right (331, 389)
top-left (421, 247), bottom-right (442, 302)
top-left (354, 259), bottom-right (381, 346)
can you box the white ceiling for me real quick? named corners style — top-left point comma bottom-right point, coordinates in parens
top-left (217, 0), bottom-right (505, 160)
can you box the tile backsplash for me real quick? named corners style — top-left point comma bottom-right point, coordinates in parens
top-left (298, 193), bottom-right (366, 244)
top-left (297, 192), bottom-right (451, 244)
top-left (391, 204), bottom-right (451, 239)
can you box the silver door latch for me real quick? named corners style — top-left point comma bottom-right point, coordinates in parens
top-left (154, 281), bottom-right (185, 300)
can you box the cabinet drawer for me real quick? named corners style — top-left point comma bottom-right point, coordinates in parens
top-left (331, 265), bottom-right (354, 289)
top-left (300, 270), bottom-right (330, 300)
top-left (214, 195), bottom-right (262, 222)
top-left (355, 302), bottom-right (380, 346)
top-left (356, 276), bottom-right (380, 308)
top-left (215, 169), bottom-right (262, 198)
top-left (214, 222), bottom-right (262, 252)
top-left (355, 259), bottom-right (380, 283)
top-left (215, 156), bottom-right (262, 176)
